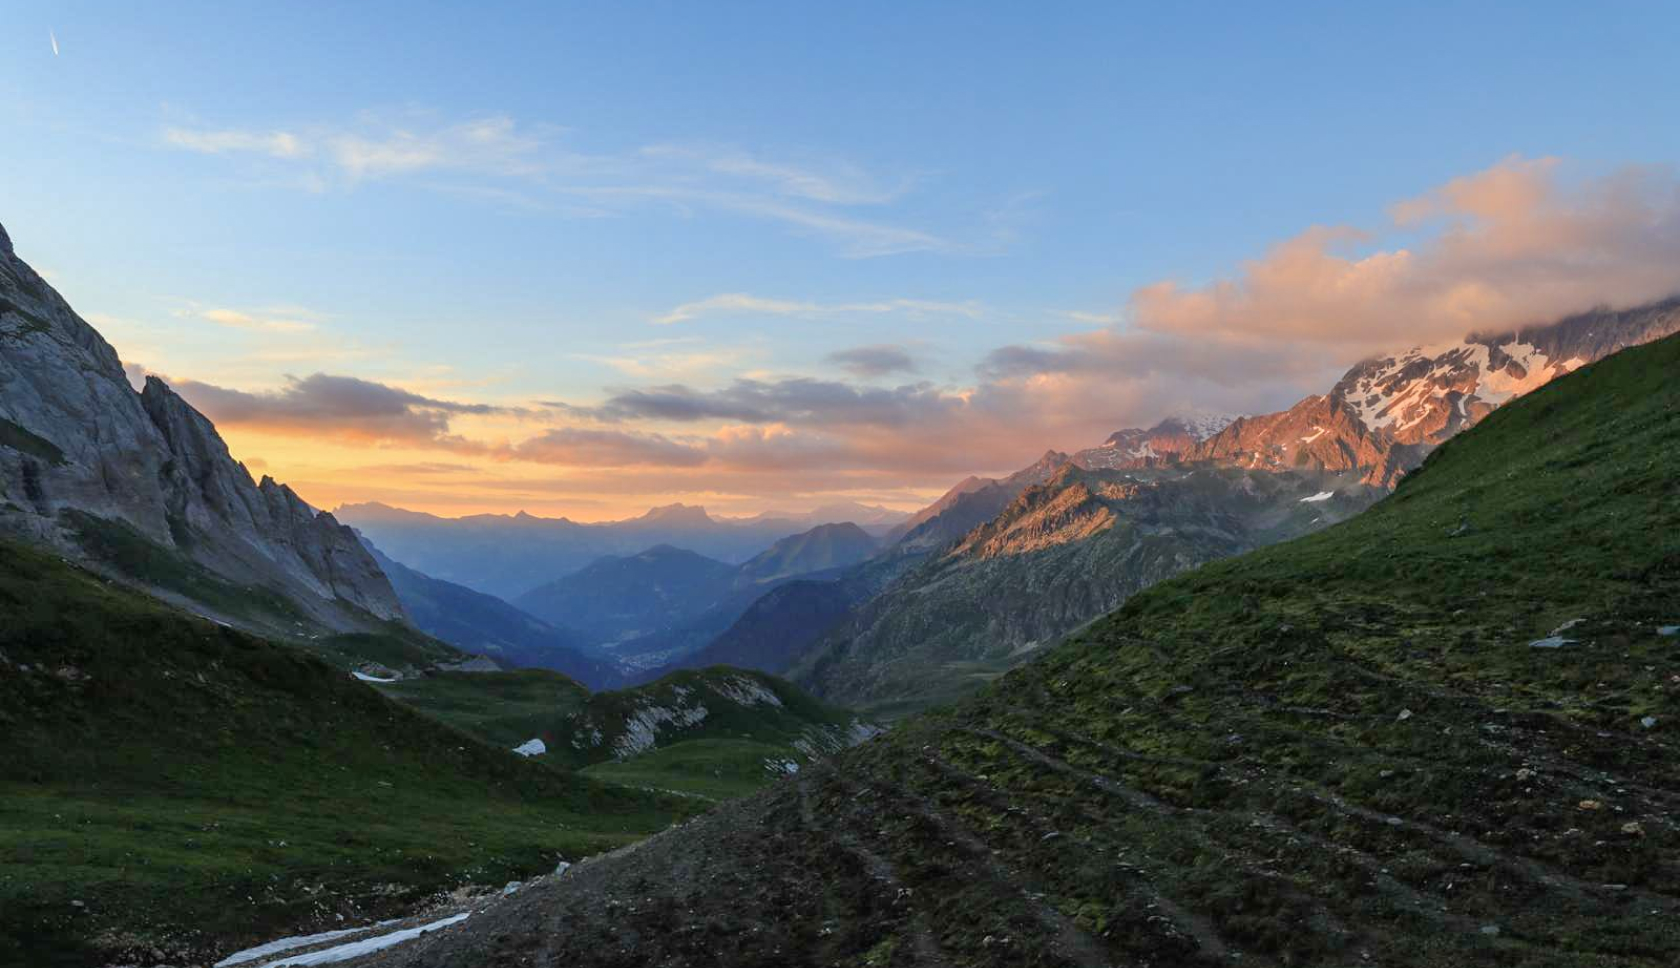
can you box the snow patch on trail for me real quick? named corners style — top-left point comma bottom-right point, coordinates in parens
top-left (259, 913), bottom-right (470, 966)
top-left (215, 926), bottom-right (384, 967)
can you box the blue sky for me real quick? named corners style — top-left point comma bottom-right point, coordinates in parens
top-left (4, 2), bottom-right (1680, 517)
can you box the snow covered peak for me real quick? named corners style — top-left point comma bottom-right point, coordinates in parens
top-left (1154, 410), bottom-right (1242, 442)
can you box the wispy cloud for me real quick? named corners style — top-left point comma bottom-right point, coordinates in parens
top-left (639, 144), bottom-right (910, 205)
top-left (653, 292), bottom-right (981, 325)
top-left (198, 307), bottom-right (318, 334)
top-left (825, 344), bottom-right (920, 378)
top-left (165, 127), bottom-right (307, 159)
top-left (159, 110), bottom-right (984, 258)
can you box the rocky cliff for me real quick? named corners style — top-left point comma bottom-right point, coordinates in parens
top-left (0, 220), bottom-right (405, 632)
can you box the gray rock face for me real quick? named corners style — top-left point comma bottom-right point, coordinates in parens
top-left (0, 220), bottom-right (405, 629)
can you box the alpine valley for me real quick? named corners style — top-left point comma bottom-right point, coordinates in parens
top-left (4, 209), bottom-right (1679, 968)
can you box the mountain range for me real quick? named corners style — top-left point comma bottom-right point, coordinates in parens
top-left (337, 500), bottom-right (900, 600)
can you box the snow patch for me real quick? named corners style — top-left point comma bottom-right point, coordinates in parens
top-left (351, 671), bottom-right (396, 684)
top-left (1299, 426), bottom-right (1326, 444)
top-left (1299, 491), bottom-right (1335, 504)
top-left (512, 738), bottom-right (546, 757)
top-left (258, 913), bottom-right (469, 966)
top-left (216, 926), bottom-right (381, 967)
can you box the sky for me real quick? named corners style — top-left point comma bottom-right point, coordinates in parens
top-left (4, 2), bottom-right (1680, 520)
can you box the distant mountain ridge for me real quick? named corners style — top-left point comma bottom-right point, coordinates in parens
top-left (338, 500), bottom-right (890, 600)
top-left (362, 540), bottom-right (624, 688)
top-left (512, 522), bottom-right (883, 667)
top-left (0, 221), bottom-right (404, 635)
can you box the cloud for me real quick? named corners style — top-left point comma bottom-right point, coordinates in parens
top-left (159, 111), bottom-right (982, 258)
top-left (165, 127), bottom-right (307, 158)
top-left (165, 114), bottom-right (550, 182)
top-left (1129, 156), bottom-right (1680, 349)
top-left (199, 308), bottom-right (317, 333)
top-left (825, 344), bottom-right (920, 378)
top-left (510, 428), bottom-right (708, 467)
top-left (166, 372), bottom-right (509, 448)
top-left (639, 144), bottom-right (907, 205)
top-left (579, 378), bottom-right (966, 429)
top-left (653, 292), bottom-right (981, 325)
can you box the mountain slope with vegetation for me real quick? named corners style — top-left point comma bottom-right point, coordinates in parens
top-left (379, 331), bottom-right (1680, 968)
top-left (795, 465), bottom-right (1382, 716)
top-left (552, 668), bottom-right (879, 799)
top-left (0, 538), bottom-right (692, 968)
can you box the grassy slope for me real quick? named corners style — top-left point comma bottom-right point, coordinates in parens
top-left (390, 333), bottom-right (1680, 968)
top-left (554, 668), bottom-right (869, 798)
top-left (0, 539), bottom-right (694, 968)
top-left (372, 669), bottom-right (591, 750)
top-left (64, 509), bottom-right (466, 673)
top-left (365, 666), bottom-right (867, 802)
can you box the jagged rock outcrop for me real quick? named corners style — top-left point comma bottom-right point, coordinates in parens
top-left (0, 220), bottom-right (404, 631)
top-left (1072, 411), bottom-right (1238, 470)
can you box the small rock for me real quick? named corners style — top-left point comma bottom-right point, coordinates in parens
top-left (503, 881), bottom-right (522, 896)
top-left (1378, 769), bottom-right (1395, 779)
top-left (1397, 709), bottom-right (1413, 722)
top-left (1040, 831), bottom-right (1062, 842)
top-left (1622, 822), bottom-right (1646, 837)
top-left (1479, 924), bottom-right (1500, 937)
top-left (1515, 768), bottom-right (1534, 781)
top-left (70, 900), bottom-right (84, 909)
top-left (1641, 716), bottom-right (1658, 729)
top-left (1579, 800), bottom-right (1603, 811)
top-left (554, 861), bottom-right (572, 877)
top-left (1385, 817), bottom-right (1404, 827)
top-left (1657, 625), bottom-right (1679, 637)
